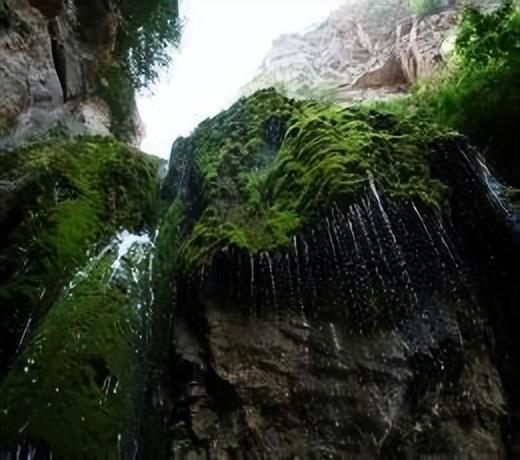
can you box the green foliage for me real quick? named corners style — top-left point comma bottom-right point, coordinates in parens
top-left (98, 0), bottom-right (181, 140)
top-left (154, 198), bottom-right (186, 308)
top-left (160, 89), bottom-right (449, 271)
top-left (0, 137), bottom-right (161, 377)
top-left (160, 89), bottom-right (302, 267)
top-left (417, 1), bottom-right (520, 183)
top-left (455, 1), bottom-right (519, 65)
top-left (157, 0), bottom-right (520, 287)
top-left (264, 104), bottom-right (445, 213)
top-left (115, 0), bottom-right (181, 89)
top-left (409, 0), bottom-right (442, 14)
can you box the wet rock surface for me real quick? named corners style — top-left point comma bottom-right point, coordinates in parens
top-left (165, 200), bottom-right (508, 458)
top-left (147, 90), bottom-right (520, 459)
top-left (0, 2), bottom-right (518, 456)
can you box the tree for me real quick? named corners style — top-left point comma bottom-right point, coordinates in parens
top-left (115, 0), bottom-right (182, 89)
top-left (422, 0), bottom-right (520, 184)
top-left (99, 0), bottom-right (181, 140)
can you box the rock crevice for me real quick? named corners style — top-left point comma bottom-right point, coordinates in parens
top-left (0, 0), bottom-right (139, 146)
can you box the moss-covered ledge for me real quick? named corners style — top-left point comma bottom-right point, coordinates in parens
top-left (160, 88), bottom-right (451, 273)
top-left (154, 88), bottom-right (511, 457)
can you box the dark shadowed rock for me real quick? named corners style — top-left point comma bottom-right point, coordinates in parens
top-left (147, 89), bottom-right (519, 458)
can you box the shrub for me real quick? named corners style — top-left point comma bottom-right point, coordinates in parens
top-left (420, 0), bottom-right (520, 184)
top-left (99, 0), bottom-right (181, 140)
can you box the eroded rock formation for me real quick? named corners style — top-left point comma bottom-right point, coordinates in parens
top-left (148, 89), bottom-right (520, 459)
top-left (244, 0), bottom-right (498, 103)
top-left (0, 2), bottom-right (518, 459)
top-left (0, 0), bottom-right (142, 146)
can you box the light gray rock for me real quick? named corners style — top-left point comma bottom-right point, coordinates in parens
top-left (243, 0), bottom-right (500, 104)
top-left (0, 0), bottom-right (141, 146)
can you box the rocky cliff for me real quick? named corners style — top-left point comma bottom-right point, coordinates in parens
top-left (0, 1), bottom-right (178, 457)
top-left (0, 1), bottom-right (519, 459)
top-left (244, 0), bottom-right (498, 103)
top-left (0, 0), bottom-right (143, 147)
top-left (149, 88), bottom-right (520, 459)
top-left (2, 87), bottom-right (517, 459)
top-left (0, 136), bottom-right (162, 458)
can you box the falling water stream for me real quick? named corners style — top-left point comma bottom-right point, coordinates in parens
top-left (164, 135), bottom-right (520, 457)
top-left (0, 230), bottom-right (156, 460)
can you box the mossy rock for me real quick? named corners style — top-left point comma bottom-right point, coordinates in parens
top-left (0, 136), bottom-right (162, 377)
top-left (156, 88), bottom-right (511, 457)
top-left (0, 230), bottom-right (154, 459)
top-left (161, 88), bottom-right (449, 273)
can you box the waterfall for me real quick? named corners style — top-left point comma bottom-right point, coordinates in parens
top-left (167, 142), bottom-right (516, 457)
top-left (0, 229), bottom-right (156, 460)
top-left (2, 93), bottom-right (516, 458)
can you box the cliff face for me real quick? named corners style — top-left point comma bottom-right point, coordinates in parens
top-left (1, 90), bottom-right (517, 459)
top-left (244, 0), bottom-right (498, 103)
top-left (0, 0), bottom-right (142, 147)
top-left (0, 2), bottom-right (518, 459)
top-left (150, 89), bottom-right (520, 459)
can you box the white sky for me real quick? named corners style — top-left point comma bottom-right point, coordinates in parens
top-left (136, 0), bottom-right (347, 159)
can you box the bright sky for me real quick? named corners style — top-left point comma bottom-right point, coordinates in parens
top-left (136, 0), bottom-right (347, 159)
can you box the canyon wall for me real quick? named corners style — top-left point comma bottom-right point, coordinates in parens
top-left (244, 0), bottom-right (498, 103)
top-left (150, 88), bottom-right (520, 458)
top-left (0, 0), bottom-right (143, 147)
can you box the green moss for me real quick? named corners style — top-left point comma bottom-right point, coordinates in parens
top-left (0, 233), bottom-right (151, 458)
top-left (161, 88), bottom-right (449, 271)
top-left (154, 198), bottom-right (186, 308)
top-left (0, 136), bottom-right (161, 375)
top-left (264, 104), bottom-right (445, 212)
